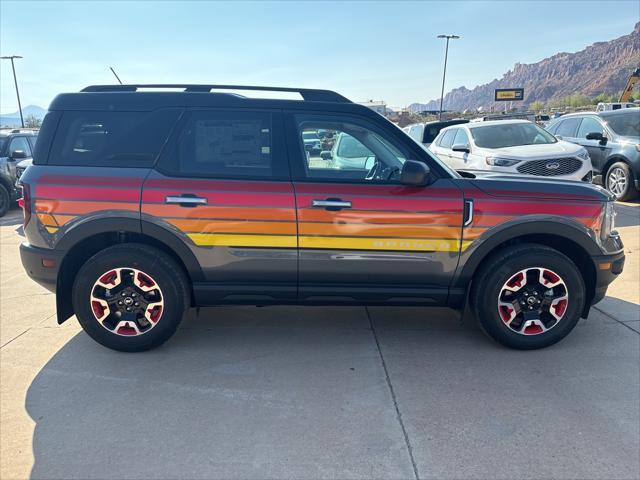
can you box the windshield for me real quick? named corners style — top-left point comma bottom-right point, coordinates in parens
top-left (470, 122), bottom-right (557, 148)
top-left (302, 132), bottom-right (319, 140)
top-left (606, 111), bottom-right (640, 137)
top-left (337, 134), bottom-right (374, 158)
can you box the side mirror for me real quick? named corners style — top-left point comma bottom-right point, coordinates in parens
top-left (320, 151), bottom-right (332, 161)
top-left (10, 150), bottom-right (27, 160)
top-left (451, 143), bottom-right (470, 153)
top-left (586, 132), bottom-right (606, 143)
top-left (400, 160), bottom-right (431, 186)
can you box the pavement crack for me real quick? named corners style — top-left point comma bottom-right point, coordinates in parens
top-left (593, 305), bottom-right (640, 335)
top-left (365, 306), bottom-right (420, 480)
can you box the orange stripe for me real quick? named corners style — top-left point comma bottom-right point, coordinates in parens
top-left (169, 219), bottom-right (296, 235)
top-left (36, 213), bottom-right (76, 227)
top-left (143, 205), bottom-right (296, 221)
top-left (472, 214), bottom-right (517, 227)
top-left (299, 209), bottom-right (463, 225)
top-left (462, 227), bottom-right (488, 240)
top-left (299, 222), bottom-right (461, 239)
top-left (35, 200), bottom-right (139, 214)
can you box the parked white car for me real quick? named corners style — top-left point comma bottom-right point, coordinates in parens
top-left (429, 120), bottom-right (593, 182)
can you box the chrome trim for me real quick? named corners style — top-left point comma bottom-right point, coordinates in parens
top-left (165, 196), bottom-right (208, 205)
top-left (463, 199), bottom-right (474, 227)
top-left (312, 199), bottom-right (352, 209)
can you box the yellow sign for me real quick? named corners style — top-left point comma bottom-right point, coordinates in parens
top-left (495, 88), bottom-right (524, 101)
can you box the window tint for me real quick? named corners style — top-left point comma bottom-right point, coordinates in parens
top-left (555, 118), bottom-right (581, 138)
top-left (438, 129), bottom-right (456, 148)
top-left (423, 125), bottom-right (442, 143)
top-left (172, 110), bottom-right (274, 178)
top-left (297, 119), bottom-right (407, 183)
top-left (50, 109), bottom-right (179, 167)
top-left (576, 117), bottom-right (604, 138)
top-left (470, 122), bottom-right (556, 148)
top-left (453, 128), bottom-right (470, 146)
top-left (9, 137), bottom-right (32, 157)
top-left (606, 111), bottom-right (640, 137)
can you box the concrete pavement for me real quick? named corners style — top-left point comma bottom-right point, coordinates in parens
top-left (1, 205), bottom-right (638, 480)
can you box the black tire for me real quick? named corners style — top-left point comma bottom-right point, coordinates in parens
top-left (72, 243), bottom-right (190, 352)
top-left (0, 184), bottom-right (10, 217)
top-left (470, 244), bottom-right (586, 350)
top-left (605, 161), bottom-right (638, 201)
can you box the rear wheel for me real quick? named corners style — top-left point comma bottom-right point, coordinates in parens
top-left (471, 244), bottom-right (586, 350)
top-left (72, 243), bottom-right (190, 352)
top-left (605, 161), bottom-right (637, 201)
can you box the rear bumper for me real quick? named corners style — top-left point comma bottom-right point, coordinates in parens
top-left (590, 250), bottom-right (625, 306)
top-left (20, 243), bottom-right (63, 293)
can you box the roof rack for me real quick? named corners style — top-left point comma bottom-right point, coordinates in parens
top-left (80, 84), bottom-right (351, 103)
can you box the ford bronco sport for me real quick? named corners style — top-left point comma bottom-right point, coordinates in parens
top-left (18, 85), bottom-right (624, 352)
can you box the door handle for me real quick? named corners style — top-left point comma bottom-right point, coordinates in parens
top-left (165, 195), bottom-right (208, 207)
top-left (312, 199), bottom-right (352, 210)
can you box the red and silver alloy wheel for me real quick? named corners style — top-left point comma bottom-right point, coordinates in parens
top-left (497, 267), bottom-right (569, 336)
top-left (90, 267), bottom-right (164, 337)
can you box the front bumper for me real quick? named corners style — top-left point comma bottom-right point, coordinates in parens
top-left (590, 249), bottom-right (625, 306)
top-left (20, 243), bottom-right (64, 293)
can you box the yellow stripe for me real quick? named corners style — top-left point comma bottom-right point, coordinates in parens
top-left (300, 236), bottom-right (470, 252)
top-left (45, 226), bottom-right (59, 234)
top-left (188, 233), bottom-right (297, 248)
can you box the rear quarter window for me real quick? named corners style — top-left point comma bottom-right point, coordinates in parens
top-left (48, 109), bottom-right (180, 167)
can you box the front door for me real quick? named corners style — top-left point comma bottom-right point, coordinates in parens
top-left (142, 109), bottom-right (297, 304)
top-left (287, 113), bottom-right (464, 305)
top-left (575, 116), bottom-right (611, 174)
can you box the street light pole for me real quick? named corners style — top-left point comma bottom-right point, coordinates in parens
top-left (1, 55), bottom-right (24, 127)
top-left (437, 35), bottom-right (459, 121)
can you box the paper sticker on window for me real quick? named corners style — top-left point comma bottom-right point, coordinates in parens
top-left (261, 147), bottom-right (270, 154)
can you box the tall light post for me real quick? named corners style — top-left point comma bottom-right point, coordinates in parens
top-left (437, 35), bottom-right (459, 121)
top-left (1, 55), bottom-right (24, 127)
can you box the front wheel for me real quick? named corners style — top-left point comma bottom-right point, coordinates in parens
top-left (72, 243), bottom-right (190, 352)
top-left (605, 161), bottom-right (638, 201)
top-left (471, 244), bottom-right (586, 350)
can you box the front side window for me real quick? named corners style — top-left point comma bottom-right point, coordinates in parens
top-left (576, 117), bottom-right (604, 138)
top-left (438, 129), bottom-right (457, 149)
top-left (50, 109), bottom-right (180, 167)
top-left (554, 118), bottom-right (581, 138)
top-left (170, 110), bottom-right (276, 178)
top-left (470, 122), bottom-right (557, 148)
top-left (9, 137), bottom-right (32, 157)
top-left (297, 118), bottom-right (407, 183)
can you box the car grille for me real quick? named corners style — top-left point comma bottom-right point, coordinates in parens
top-left (516, 157), bottom-right (582, 177)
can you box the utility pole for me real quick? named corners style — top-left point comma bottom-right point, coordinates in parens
top-left (1, 55), bottom-right (24, 127)
top-left (437, 35), bottom-right (460, 121)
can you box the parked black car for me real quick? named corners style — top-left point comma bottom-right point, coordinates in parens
top-left (0, 129), bottom-right (37, 216)
top-left (546, 109), bottom-right (640, 201)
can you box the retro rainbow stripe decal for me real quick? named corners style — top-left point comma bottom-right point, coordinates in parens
top-left (33, 176), bottom-right (603, 253)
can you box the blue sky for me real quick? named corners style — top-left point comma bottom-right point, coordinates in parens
top-left (0, 0), bottom-right (637, 113)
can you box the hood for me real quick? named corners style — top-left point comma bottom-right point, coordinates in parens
top-left (469, 176), bottom-right (613, 202)
top-left (481, 140), bottom-right (583, 159)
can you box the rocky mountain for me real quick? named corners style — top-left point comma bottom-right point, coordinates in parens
top-left (413, 22), bottom-right (640, 112)
top-left (0, 105), bottom-right (46, 127)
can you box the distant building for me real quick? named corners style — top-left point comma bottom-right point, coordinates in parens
top-left (357, 100), bottom-right (387, 115)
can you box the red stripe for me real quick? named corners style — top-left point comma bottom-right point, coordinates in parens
top-left (294, 183), bottom-right (461, 198)
top-left (295, 194), bottom-right (461, 212)
top-left (477, 201), bottom-right (602, 217)
top-left (36, 186), bottom-right (141, 202)
top-left (144, 178), bottom-right (294, 193)
top-left (142, 190), bottom-right (295, 207)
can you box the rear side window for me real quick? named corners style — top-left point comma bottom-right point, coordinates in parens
top-left (438, 129), bottom-right (456, 148)
top-left (555, 118), bottom-right (581, 138)
top-left (162, 110), bottom-right (283, 179)
top-left (49, 109), bottom-right (180, 167)
top-left (453, 128), bottom-right (470, 146)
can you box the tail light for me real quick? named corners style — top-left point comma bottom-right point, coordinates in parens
top-left (21, 184), bottom-right (31, 227)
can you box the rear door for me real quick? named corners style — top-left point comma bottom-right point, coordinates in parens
top-left (142, 109), bottom-right (297, 304)
top-left (286, 112), bottom-right (464, 305)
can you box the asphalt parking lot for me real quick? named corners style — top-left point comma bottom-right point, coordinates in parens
top-left (1, 203), bottom-right (639, 480)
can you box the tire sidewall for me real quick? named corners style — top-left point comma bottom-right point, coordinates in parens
top-left (476, 250), bottom-right (585, 349)
top-left (72, 246), bottom-right (188, 352)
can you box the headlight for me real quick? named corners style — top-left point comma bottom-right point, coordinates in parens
top-left (485, 156), bottom-right (521, 167)
top-left (601, 201), bottom-right (616, 241)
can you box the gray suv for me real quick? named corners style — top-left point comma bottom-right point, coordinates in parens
top-left (0, 129), bottom-right (37, 216)
top-left (546, 109), bottom-right (640, 201)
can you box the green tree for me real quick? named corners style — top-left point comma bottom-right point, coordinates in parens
top-left (529, 101), bottom-right (545, 112)
top-left (24, 114), bottom-right (42, 129)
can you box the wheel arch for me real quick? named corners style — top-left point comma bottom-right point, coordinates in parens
top-left (55, 217), bottom-right (203, 324)
top-left (454, 220), bottom-right (599, 317)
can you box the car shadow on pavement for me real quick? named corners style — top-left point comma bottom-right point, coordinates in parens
top-left (23, 306), bottom-right (485, 480)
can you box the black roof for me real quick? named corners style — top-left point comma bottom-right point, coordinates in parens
top-left (48, 84), bottom-right (379, 117)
